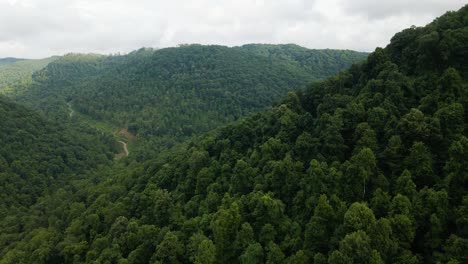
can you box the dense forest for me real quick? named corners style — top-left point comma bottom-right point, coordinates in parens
top-left (0, 5), bottom-right (467, 264)
top-left (0, 57), bottom-right (57, 90)
top-left (9, 46), bottom-right (366, 157)
top-left (0, 95), bottom-right (118, 255)
top-left (236, 44), bottom-right (367, 80)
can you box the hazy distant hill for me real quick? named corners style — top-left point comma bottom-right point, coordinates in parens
top-left (0, 57), bottom-right (58, 89)
top-left (0, 57), bottom-right (25, 66)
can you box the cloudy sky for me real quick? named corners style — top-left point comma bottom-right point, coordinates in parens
top-left (0, 0), bottom-right (465, 58)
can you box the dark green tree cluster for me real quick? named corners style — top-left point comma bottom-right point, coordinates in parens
top-left (0, 95), bottom-right (118, 261)
top-left (1, 5), bottom-right (467, 264)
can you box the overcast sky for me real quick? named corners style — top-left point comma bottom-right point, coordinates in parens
top-left (0, 0), bottom-right (465, 58)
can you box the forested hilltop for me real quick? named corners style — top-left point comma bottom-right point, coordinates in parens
top-left (0, 57), bottom-right (57, 90)
top-left (236, 44), bottom-right (367, 80)
top-left (10, 45), bottom-right (366, 157)
top-left (1, 5), bottom-right (467, 264)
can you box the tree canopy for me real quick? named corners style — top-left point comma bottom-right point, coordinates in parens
top-left (0, 5), bottom-right (467, 264)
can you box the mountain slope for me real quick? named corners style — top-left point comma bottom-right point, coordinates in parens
top-left (0, 57), bottom-right (57, 90)
top-left (14, 45), bottom-right (366, 157)
top-left (237, 44), bottom-right (368, 80)
top-left (0, 95), bottom-right (116, 209)
top-left (1, 5), bottom-right (466, 264)
top-left (0, 95), bottom-right (118, 262)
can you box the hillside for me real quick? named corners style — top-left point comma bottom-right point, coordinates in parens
top-left (12, 45), bottom-right (366, 156)
top-left (237, 44), bottom-right (368, 80)
top-left (0, 95), bottom-right (118, 257)
top-left (1, 5), bottom-right (466, 264)
top-left (0, 95), bottom-right (117, 202)
top-left (0, 57), bottom-right (57, 89)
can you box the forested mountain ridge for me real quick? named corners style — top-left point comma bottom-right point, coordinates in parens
top-left (0, 57), bottom-right (57, 90)
top-left (0, 58), bottom-right (24, 66)
top-left (237, 44), bottom-right (368, 80)
top-left (12, 45), bottom-right (366, 157)
top-left (1, 5), bottom-right (467, 264)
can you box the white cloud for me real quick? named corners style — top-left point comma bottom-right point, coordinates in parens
top-left (339, 0), bottom-right (465, 19)
top-left (0, 0), bottom-right (464, 58)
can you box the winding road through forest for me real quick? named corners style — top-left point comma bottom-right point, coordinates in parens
top-left (67, 101), bottom-right (129, 156)
top-left (118, 141), bottom-right (129, 156)
top-left (67, 102), bottom-right (74, 117)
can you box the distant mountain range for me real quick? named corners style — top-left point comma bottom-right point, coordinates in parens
top-left (0, 57), bottom-right (58, 88)
top-left (2, 4), bottom-right (465, 260)
top-left (11, 44), bottom-right (367, 156)
top-left (0, 57), bottom-right (26, 65)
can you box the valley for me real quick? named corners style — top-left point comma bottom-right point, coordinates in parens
top-left (0, 4), bottom-right (467, 264)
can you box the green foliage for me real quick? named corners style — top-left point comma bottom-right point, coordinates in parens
top-left (0, 96), bottom-right (115, 262)
top-left (1, 5), bottom-right (467, 264)
top-left (0, 57), bottom-right (57, 92)
top-left (237, 44), bottom-right (368, 80)
top-left (12, 45), bottom-right (366, 157)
